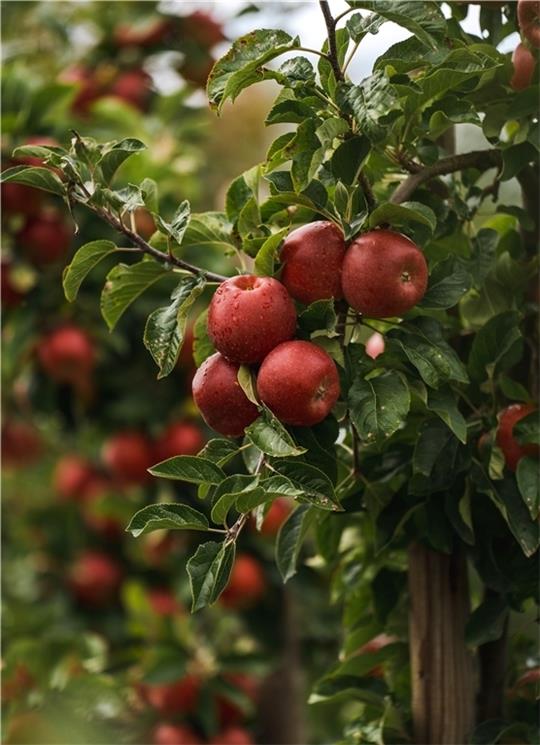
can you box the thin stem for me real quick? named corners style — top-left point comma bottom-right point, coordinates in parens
top-left (359, 171), bottom-right (376, 212)
top-left (342, 39), bottom-right (361, 75)
top-left (319, 1), bottom-right (344, 82)
top-left (391, 149), bottom-right (502, 205)
top-left (297, 46), bottom-right (331, 61)
top-left (333, 7), bottom-right (357, 26)
top-left (72, 192), bottom-right (227, 283)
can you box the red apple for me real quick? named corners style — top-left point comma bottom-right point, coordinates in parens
top-left (1, 260), bottom-right (25, 308)
top-left (496, 403), bottom-right (539, 471)
top-left (209, 727), bottom-right (254, 745)
top-left (53, 455), bottom-right (96, 501)
top-left (280, 221), bottom-right (346, 304)
top-left (365, 332), bottom-right (385, 359)
top-left (511, 42), bottom-right (536, 89)
top-left (69, 551), bottom-right (122, 606)
top-left (17, 212), bottom-right (72, 265)
top-left (148, 588), bottom-right (183, 616)
top-left (2, 420), bottom-right (43, 467)
top-left (179, 56), bottom-right (215, 88)
top-left (140, 675), bottom-right (200, 716)
top-left (257, 340), bottom-right (340, 426)
top-left (110, 69), bottom-right (153, 111)
top-left (135, 207), bottom-right (156, 239)
top-left (114, 17), bottom-right (173, 48)
top-left (154, 421), bottom-right (205, 462)
top-left (518, 0), bottom-right (540, 48)
top-left (82, 476), bottom-right (124, 539)
top-left (142, 532), bottom-right (179, 567)
top-left (182, 11), bottom-right (225, 48)
top-left (208, 275), bottom-right (296, 364)
top-left (257, 498), bottom-right (292, 536)
top-left (152, 723), bottom-right (203, 745)
top-left (217, 673), bottom-right (259, 727)
top-left (192, 353), bottom-right (259, 437)
top-left (60, 66), bottom-right (103, 116)
top-left (102, 430), bottom-right (155, 485)
top-left (342, 229), bottom-right (428, 317)
top-left (1, 181), bottom-right (42, 217)
top-left (36, 325), bottom-right (95, 383)
top-left (220, 554), bottom-right (266, 609)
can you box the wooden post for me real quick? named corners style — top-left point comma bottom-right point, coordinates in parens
top-left (408, 543), bottom-right (476, 744)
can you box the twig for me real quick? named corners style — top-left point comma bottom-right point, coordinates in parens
top-left (390, 149), bottom-right (502, 205)
top-left (72, 192), bottom-right (227, 283)
top-left (359, 171), bottom-right (376, 212)
top-left (319, 1), bottom-right (344, 82)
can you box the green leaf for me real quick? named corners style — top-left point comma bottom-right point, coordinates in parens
top-left (347, 1), bottom-right (446, 50)
top-left (180, 212), bottom-right (237, 254)
top-left (187, 541), bottom-right (235, 611)
top-left (272, 459), bottom-right (341, 510)
top-left (298, 299), bottom-right (338, 338)
top-left (100, 261), bottom-right (168, 331)
top-left (308, 675), bottom-right (387, 706)
top-left (140, 177), bottom-right (159, 214)
top-left (514, 413), bottom-right (540, 446)
top-left (465, 595), bottom-right (508, 646)
top-left (276, 505), bottom-right (316, 582)
top-left (347, 72), bottom-right (400, 143)
top-left (291, 118), bottom-right (322, 192)
top-left (501, 142), bottom-right (538, 181)
top-left (148, 456), bottom-right (225, 484)
top-left (279, 56), bottom-right (316, 85)
top-left (254, 229), bottom-right (287, 276)
top-left (207, 29), bottom-right (300, 111)
top-left (516, 457), bottom-right (539, 520)
top-left (154, 200), bottom-right (191, 245)
top-left (390, 318), bottom-right (468, 388)
top-left (125, 503), bottom-right (209, 537)
top-left (237, 365), bottom-right (259, 405)
top-left (211, 475), bottom-right (263, 524)
top-left (0, 165), bottom-right (65, 196)
top-left (98, 138), bottom-right (146, 184)
top-left (144, 275), bottom-right (205, 379)
top-left (413, 419), bottom-right (454, 477)
top-left (62, 240), bottom-right (117, 302)
top-left (331, 136), bottom-right (370, 186)
top-left (419, 257), bottom-right (472, 310)
top-left (427, 388), bottom-right (467, 444)
top-left (245, 408), bottom-right (306, 458)
top-left (198, 438), bottom-right (240, 466)
top-left (499, 375), bottom-right (531, 404)
top-left (468, 311), bottom-right (523, 383)
top-left (368, 201), bottom-right (437, 233)
top-left (349, 371), bottom-right (411, 444)
top-left (193, 309), bottom-right (215, 366)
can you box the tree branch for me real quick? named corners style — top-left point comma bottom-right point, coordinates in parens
top-left (390, 149), bottom-right (502, 205)
top-left (319, 1), bottom-right (344, 82)
top-left (73, 192), bottom-right (227, 283)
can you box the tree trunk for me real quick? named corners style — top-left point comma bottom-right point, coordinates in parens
top-left (257, 587), bottom-right (306, 744)
top-left (408, 543), bottom-right (476, 744)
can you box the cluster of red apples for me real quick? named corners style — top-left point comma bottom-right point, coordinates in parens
top-left (511, 0), bottom-right (540, 90)
top-left (193, 222), bottom-right (428, 437)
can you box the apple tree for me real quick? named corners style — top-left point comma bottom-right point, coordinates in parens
top-left (3, 1), bottom-right (539, 742)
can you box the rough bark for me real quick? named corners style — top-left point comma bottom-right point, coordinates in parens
top-left (408, 543), bottom-right (476, 745)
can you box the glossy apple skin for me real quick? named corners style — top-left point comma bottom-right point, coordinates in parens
top-left (208, 275), bottom-right (296, 364)
top-left (257, 340), bottom-right (340, 427)
top-left (36, 325), bottom-right (95, 383)
top-left (154, 421), bottom-right (205, 462)
top-left (209, 727), bottom-right (254, 745)
top-left (53, 455), bottom-right (96, 501)
top-left (511, 42), bottom-right (536, 89)
top-left (152, 723), bottom-right (202, 745)
top-left (518, 0), bottom-right (540, 48)
top-left (102, 431), bottom-right (155, 485)
top-left (69, 551), bottom-right (122, 606)
top-left (365, 332), bottom-right (385, 359)
top-left (140, 675), bottom-right (200, 716)
top-left (17, 213), bottom-right (72, 265)
top-left (1, 421), bottom-right (43, 467)
top-left (496, 403), bottom-right (539, 471)
top-left (220, 554), bottom-right (266, 609)
top-left (280, 221), bottom-right (346, 304)
top-left (110, 69), bottom-right (152, 111)
top-left (342, 229), bottom-right (428, 318)
top-left (192, 353), bottom-right (259, 437)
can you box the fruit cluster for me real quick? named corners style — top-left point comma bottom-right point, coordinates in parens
top-left (193, 222), bottom-right (428, 436)
top-left (511, 0), bottom-right (540, 90)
